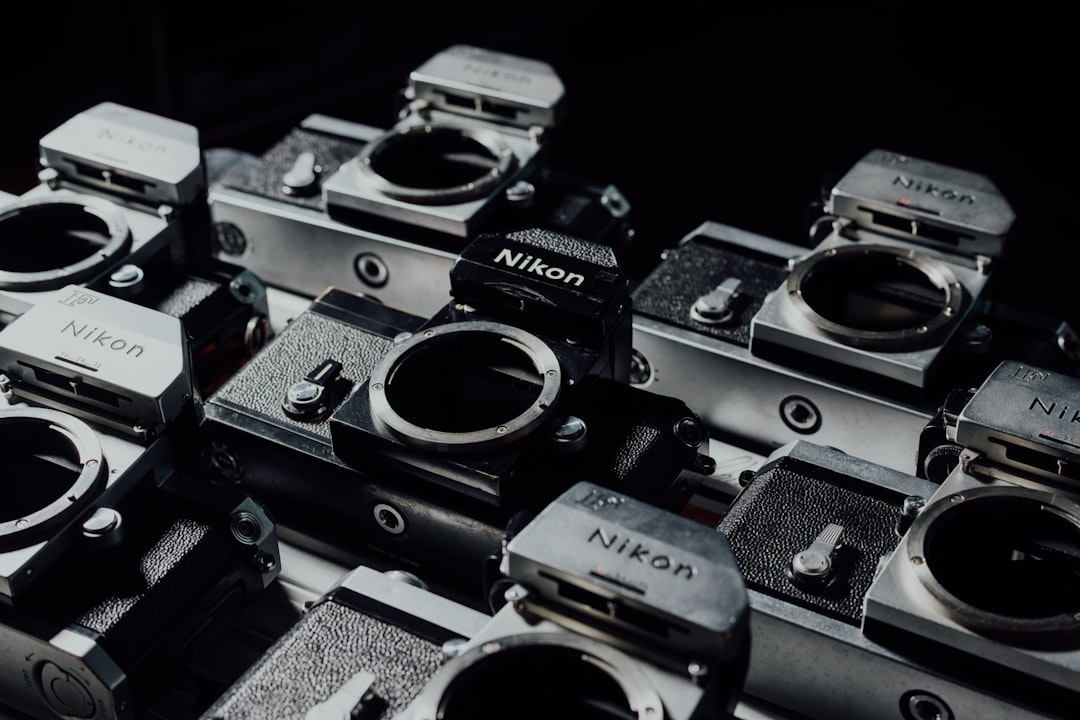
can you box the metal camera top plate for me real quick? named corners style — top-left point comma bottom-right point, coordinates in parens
top-left (0, 184), bottom-right (178, 319)
top-left (956, 360), bottom-right (1080, 487)
top-left (322, 115), bottom-right (545, 238)
top-left (0, 192), bottom-right (132, 291)
top-left (352, 121), bottom-right (519, 206)
top-left (398, 628), bottom-right (666, 720)
top-left (781, 242), bottom-right (965, 351)
top-left (0, 285), bottom-right (191, 431)
top-left (367, 320), bottom-right (562, 454)
top-left (409, 44), bottom-right (566, 130)
top-left (751, 231), bottom-right (992, 389)
top-left (828, 148), bottom-right (1013, 259)
top-left (38, 101), bottom-right (204, 206)
top-left (0, 406), bottom-right (104, 553)
top-left (864, 467), bottom-right (1080, 696)
top-left (0, 398), bottom-right (164, 599)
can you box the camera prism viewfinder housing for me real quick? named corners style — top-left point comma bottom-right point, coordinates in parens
top-left (209, 44), bottom-right (632, 316)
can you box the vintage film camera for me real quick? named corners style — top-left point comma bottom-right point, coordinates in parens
top-left (631, 149), bottom-right (1078, 475)
top-left (0, 102), bottom-right (273, 397)
top-left (208, 44), bottom-right (633, 317)
top-left (718, 360), bottom-right (1080, 719)
top-left (201, 481), bottom-right (750, 720)
top-left (862, 359), bottom-right (1080, 718)
top-left (201, 228), bottom-right (711, 602)
top-left (0, 286), bottom-right (280, 720)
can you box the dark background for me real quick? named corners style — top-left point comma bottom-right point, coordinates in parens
top-left (4, 3), bottom-right (1076, 330)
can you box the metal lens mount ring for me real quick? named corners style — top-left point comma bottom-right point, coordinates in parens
top-left (0, 194), bottom-right (132, 291)
top-left (0, 407), bottom-right (106, 549)
top-left (355, 121), bottom-right (518, 205)
top-left (367, 321), bottom-right (561, 454)
top-left (404, 632), bottom-right (665, 720)
top-left (784, 244), bottom-right (964, 350)
top-left (903, 485), bottom-right (1080, 647)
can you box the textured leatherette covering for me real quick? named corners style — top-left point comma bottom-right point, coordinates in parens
top-left (719, 456), bottom-right (905, 624)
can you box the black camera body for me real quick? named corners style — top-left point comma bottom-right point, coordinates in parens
top-left (0, 287), bottom-right (279, 720)
top-left (202, 481), bottom-right (750, 720)
top-left (208, 44), bottom-right (633, 317)
top-left (0, 102), bottom-right (273, 398)
top-left (202, 228), bottom-right (709, 601)
top-left (720, 406), bottom-right (1079, 719)
top-left (631, 151), bottom-right (1078, 475)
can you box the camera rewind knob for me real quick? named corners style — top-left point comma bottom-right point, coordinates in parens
top-left (282, 151), bottom-right (321, 196)
top-left (690, 278), bottom-right (742, 325)
top-left (787, 523), bottom-right (844, 593)
top-left (282, 359), bottom-right (346, 421)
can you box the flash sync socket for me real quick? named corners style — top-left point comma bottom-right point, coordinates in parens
top-left (0, 195), bottom-right (133, 291)
top-left (356, 122), bottom-right (517, 205)
top-left (785, 244), bottom-right (964, 350)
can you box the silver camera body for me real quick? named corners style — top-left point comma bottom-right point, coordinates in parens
top-left (203, 481), bottom-right (750, 720)
top-left (0, 102), bottom-right (207, 321)
top-left (208, 44), bottom-right (631, 317)
top-left (631, 149), bottom-right (1033, 475)
top-left (719, 359), bottom-right (1080, 720)
top-left (0, 287), bottom-right (279, 720)
top-left (864, 360), bottom-right (1080, 716)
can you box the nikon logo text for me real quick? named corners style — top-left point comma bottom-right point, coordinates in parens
top-left (462, 62), bottom-right (533, 86)
top-left (893, 175), bottom-right (975, 204)
top-left (1030, 397), bottom-right (1080, 424)
top-left (62, 321), bottom-right (145, 357)
top-left (97, 128), bottom-right (168, 155)
top-left (494, 248), bottom-right (584, 286)
top-left (588, 527), bottom-right (697, 579)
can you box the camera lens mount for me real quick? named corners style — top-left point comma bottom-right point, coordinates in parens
top-left (784, 244), bottom-right (964, 350)
top-left (367, 321), bottom-right (561, 453)
top-left (0, 407), bottom-right (106, 550)
top-left (0, 195), bottom-right (133, 291)
top-left (356, 121), bottom-right (518, 205)
top-left (404, 632), bottom-right (664, 720)
top-left (903, 485), bottom-right (1080, 648)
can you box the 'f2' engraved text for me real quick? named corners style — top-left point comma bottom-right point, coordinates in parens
top-left (893, 175), bottom-right (975, 204)
top-left (62, 321), bottom-right (145, 357)
top-left (588, 527), bottom-right (697, 579)
top-left (494, 248), bottom-right (585, 286)
top-left (1030, 397), bottom-right (1080, 424)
